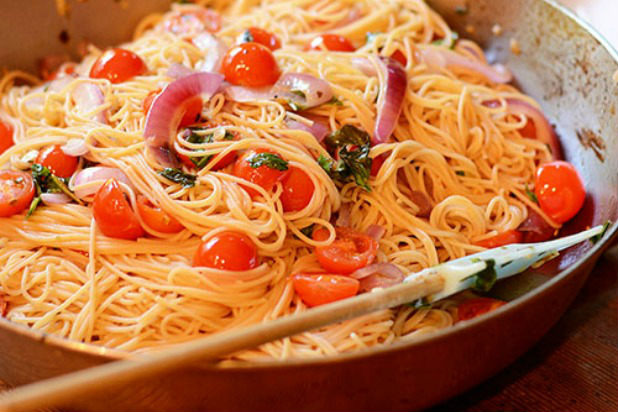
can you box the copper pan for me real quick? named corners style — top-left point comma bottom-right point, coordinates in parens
top-left (0, 0), bottom-right (617, 410)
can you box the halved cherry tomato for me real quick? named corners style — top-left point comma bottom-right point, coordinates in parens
top-left (233, 148), bottom-right (289, 198)
top-left (280, 167), bottom-right (314, 212)
top-left (90, 48), bottom-right (147, 84)
top-left (93, 179), bottom-right (144, 240)
top-left (36, 145), bottom-right (78, 178)
top-left (391, 50), bottom-right (407, 67)
top-left (0, 170), bottom-right (35, 217)
top-left (136, 195), bottom-right (183, 234)
top-left (457, 297), bottom-right (506, 321)
top-left (313, 227), bottom-right (378, 275)
top-left (178, 123), bottom-right (238, 171)
top-left (534, 161), bottom-right (585, 223)
top-left (143, 90), bottom-right (202, 127)
top-left (221, 42), bottom-right (280, 87)
top-left (476, 230), bottom-right (523, 249)
top-left (308, 34), bottom-right (355, 52)
top-left (292, 274), bottom-right (360, 307)
top-left (193, 231), bottom-right (259, 270)
top-left (163, 8), bottom-right (221, 35)
top-left (240, 27), bottom-right (281, 51)
top-left (370, 153), bottom-right (387, 177)
top-left (519, 119), bottom-right (536, 140)
top-left (0, 120), bottom-right (14, 155)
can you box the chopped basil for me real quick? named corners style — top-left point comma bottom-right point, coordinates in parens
top-left (321, 125), bottom-right (373, 192)
top-left (240, 29), bottom-right (254, 43)
top-left (300, 224), bottom-right (315, 238)
top-left (248, 152), bottom-right (288, 171)
top-left (290, 90), bottom-right (306, 99)
top-left (27, 163), bottom-right (81, 217)
top-left (525, 183), bottom-right (538, 204)
top-left (432, 31), bottom-right (459, 49)
top-left (472, 259), bottom-right (497, 293)
top-left (326, 96), bottom-right (343, 106)
top-left (286, 100), bottom-right (307, 112)
top-left (590, 221), bottom-right (611, 244)
top-left (183, 127), bottom-right (235, 169)
top-left (26, 196), bottom-right (41, 218)
top-left (159, 168), bottom-right (197, 188)
top-left (455, 170), bottom-right (465, 176)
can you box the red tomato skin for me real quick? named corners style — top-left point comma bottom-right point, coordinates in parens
top-left (313, 227), bottom-right (378, 275)
top-left (534, 161), bottom-right (586, 224)
top-left (193, 231), bottom-right (259, 271)
top-left (476, 230), bottom-right (523, 249)
top-left (0, 121), bottom-right (14, 155)
top-left (370, 153), bottom-right (387, 177)
top-left (233, 149), bottom-right (289, 198)
top-left (142, 89), bottom-right (160, 116)
top-left (36, 145), bottom-right (78, 178)
top-left (0, 170), bottom-right (35, 217)
top-left (280, 167), bottom-right (314, 212)
top-left (90, 48), bottom-right (147, 84)
top-left (242, 27), bottom-right (281, 50)
top-left (458, 297), bottom-right (506, 321)
top-left (92, 179), bottom-right (144, 240)
top-left (136, 195), bottom-right (184, 234)
top-left (309, 34), bottom-right (356, 52)
top-left (391, 50), bottom-right (407, 67)
top-left (292, 274), bottom-right (360, 307)
top-left (221, 43), bottom-right (280, 87)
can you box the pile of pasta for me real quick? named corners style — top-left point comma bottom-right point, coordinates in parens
top-left (0, 0), bottom-right (557, 360)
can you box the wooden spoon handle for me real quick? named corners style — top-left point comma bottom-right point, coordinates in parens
top-left (0, 271), bottom-right (444, 412)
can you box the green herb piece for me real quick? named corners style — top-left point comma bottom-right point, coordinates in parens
top-left (286, 100), bottom-right (307, 112)
top-left (525, 183), bottom-right (538, 204)
top-left (455, 170), bottom-right (465, 176)
top-left (472, 259), bottom-right (497, 293)
top-left (159, 168), bottom-right (197, 188)
top-left (27, 164), bottom-right (81, 218)
top-left (26, 196), bottom-right (41, 218)
top-left (454, 5), bottom-right (468, 15)
top-left (317, 154), bottom-right (332, 173)
top-left (300, 224), bottom-right (315, 238)
top-left (590, 221), bottom-right (611, 244)
top-left (432, 31), bottom-right (459, 49)
top-left (248, 153), bottom-right (289, 171)
top-left (223, 130), bottom-right (236, 140)
top-left (326, 96), bottom-right (343, 106)
top-left (321, 125), bottom-right (373, 191)
top-left (408, 297), bottom-right (431, 309)
top-left (325, 124), bottom-right (371, 148)
top-left (290, 90), bottom-right (306, 99)
top-left (240, 29), bottom-right (254, 43)
top-left (184, 127), bottom-right (235, 169)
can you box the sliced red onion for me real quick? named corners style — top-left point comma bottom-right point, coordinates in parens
top-left (505, 98), bottom-right (562, 160)
top-left (350, 263), bottom-right (405, 292)
top-left (72, 82), bottom-right (107, 124)
top-left (519, 207), bottom-right (556, 243)
top-left (271, 73), bottom-right (334, 109)
top-left (40, 193), bottom-right (71, 205)
top-left (285, 117), bottom-right (329, 143)
top-left (144, 72), bottom-right (224, 167)
top-left (335, 203), bottom-right (351, 227)
top-left (366, 224), bottom-right (386, 242)
top-left (72, 167), bottom-right (133, 200)
top-left (193, 32), bottom-right (228, 73)
top-left (374, 57), bottom-right (407, 145)
top-left (352, 57), bottom-right (377, 77)
top-left (420, 47), bottom-right (513, 84)
top-left (223, 84), bottom-right (272, 102)
top-left (25, 76), bottom-right (76, 110)
top-left (166, 63), bottom-right (194, 79)
top-left (61, 138), bottom-right (89, 157)
top-left (410, 190), bottom-right (432, 218)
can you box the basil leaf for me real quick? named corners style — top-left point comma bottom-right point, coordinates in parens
top-left (326, 96), bottom-right (343, 106)
top-left (432, 31), bottom-right (459, 49)
top-left (591, 221), bottom-right (611, 244)
top-left (248, 153), bottom-right (289, 171)
top-left (525, 183), bottom-right (538, 204)
top-left (300, 224), bottom-right (315, 238)
top-left (240, 29), bottom-right (254, 43)
top-left (159, 168), bottom-right (197, 188)
top-left (290, 90), bottom-right (306, 99)
top-left (317, 154), bottom-right (332, 173)
top-left (472, 259), bottom-right (497, 293)
top-left (321, 125), bottom-right (372, 192)
top-left (455, 170), bottom-right (465, 176)
top-left (325, 124), bottom-right (371, 148)
top-left (26, 196), bottom-right (41, 218)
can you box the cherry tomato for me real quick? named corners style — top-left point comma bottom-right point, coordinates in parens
top-left (136, 195), bottom-right (183, 234)
top-left (0, 120), bottom-right (14, 155)
top-left (370, 153), bottom-right (387, 177)
top-left (90, 48), bottom-right (147, 84)
top-left (458, 297), bottom-right (506, 321)
top-left (193, 231), bottom-right (259, 271)
top-left (163, 8), bottom-right (221, 35)
top-left (308, 34), bottom-right (355, 52)
top-left (93, 179), bottom-right (144, 240)
top-left (233, 149), bottom-right (289, 198)
top-left (519, 207), bottom-right (555, 243)
top-left (391, 50), bottom-right (407, 67)
top-left (221, 42), bottom-right (280, 87)
top-left (36, 145), bottom-right (78, 178)
top-left (519, 119), bottom-right (536, 140)
top-left (0, 170), bottom-right (35, 217)
top-left (280, 167), bottom-right (314, 212)
top-left (476, 230), bottom-right (523, 249)
top-left (240, 27), bottom-right (281, 51)
top-left (313, 227), bottom-right (378, 275)
top-left (292, 274), bottom-right (360, 307)
top-left (534, 161), bottom-right (585, 223)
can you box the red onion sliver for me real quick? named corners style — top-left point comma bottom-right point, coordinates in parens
top-left (410, 190), bottom-right (432, 218)
top-left (223, 84), bottom-right (272, 102)
top-left (285, 117), bottom-right (329, 143)
top-left (350, 263), bottom-right (405, 292)
top-left (505, 98), bottom-right (562, 159)
top-left (40, 193), bottom-right (71, 205)
top-left (366, 224), bottom-right (386, 241)
top-left (166, 63), bottom-right (194, 79)
top-left (72, 167), bottom-right (133, 200)
top-left (335, 203), bottom-right (352, 227)
top-left (518, 207), bottom-right (556, 243)
top-left (192, 32), bottom-right (228, 73)
top-left (374, 57), bottom-right (407, 145)
top-left (352, 57), bottom-right (377, 77)
top-left (71, 82), bottom-right (107, 124)
top-left (271, 73), bottom-right (334, 109)
top-left (420, 47), bottom-right (513, 84)
top-left (61, 138), bottom-right (89, 157)
top-left (144, 72), bottom-right (224, 167)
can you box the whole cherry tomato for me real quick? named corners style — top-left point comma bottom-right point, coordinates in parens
top-left (221, 42), bottom-right (280, 87)
top-left (194, 231), bottom-right (259, 271)
top-left (280, 167), bottom-right (314, 212)
top-left (92, 179), bottom-right (144, 240)
top-left (233, 149), bottom-right (289, 198)
top-left (36, 145), bottom-right (78, 178)
top-left (90, 48), bottom-right (147, 84)
top-left (534, 161), bottom-right (585, 223)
